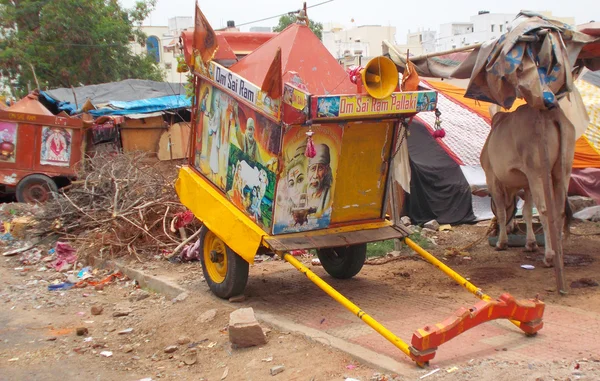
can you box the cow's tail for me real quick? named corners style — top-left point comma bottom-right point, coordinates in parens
top-left (558, 109), bottom-right (573, 239)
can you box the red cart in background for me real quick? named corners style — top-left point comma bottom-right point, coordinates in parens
top-left (0, 90), bottom-right (86, 203)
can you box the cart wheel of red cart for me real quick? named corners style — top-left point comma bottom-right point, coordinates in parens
top-left (317, 243), bottom-right (367, 279)
top-left (15, 174), bottom-right (58, 204)
top-left (199, 226), bottom-right (249, 299)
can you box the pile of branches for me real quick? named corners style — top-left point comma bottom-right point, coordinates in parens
top-left (35, 152), bottom-right (199, 260)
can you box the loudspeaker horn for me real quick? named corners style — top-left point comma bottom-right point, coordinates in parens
top-left (359, 56), bottom-right (399, 99)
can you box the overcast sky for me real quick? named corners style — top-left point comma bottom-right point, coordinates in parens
top-left (121, 0), bottom-right (597, 43)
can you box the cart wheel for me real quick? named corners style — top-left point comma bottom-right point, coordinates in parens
top-left (15, 174), bottom-right (58, 204)
top-left (316, 243), bottom-right (367, 279)
top-left (199, 226), bottom-right (249, 299)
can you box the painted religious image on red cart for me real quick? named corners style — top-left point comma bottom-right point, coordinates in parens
top-left (0, 121), bottom-right (18, 164)
top-left (272, 124), bottom-right (343, 234)
top-left (40, 126), bottom-right (73, 167)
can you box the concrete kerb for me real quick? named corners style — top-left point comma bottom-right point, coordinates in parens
top-left (91, 258), bottom-right (413, 375)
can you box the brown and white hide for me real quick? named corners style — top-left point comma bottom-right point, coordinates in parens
top-left (481, 104), bottom-right (575, 266)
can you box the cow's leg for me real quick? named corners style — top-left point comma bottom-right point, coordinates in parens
top-left (490, 181), bottom-right (509, 251)
top-left (527, 176), bottom-right (555, 267)
top-left (523, 188), bottom-right (538, 252)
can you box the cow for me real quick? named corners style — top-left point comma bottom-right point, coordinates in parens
top-left (480, 103), bottom-right (576, 267)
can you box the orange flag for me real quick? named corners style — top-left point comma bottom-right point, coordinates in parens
top-left (401, 58), bottom-right (420, 92)
top-left (193, 1), bottom-right (218, 65)
top-left (261, 47), bottom-right (283, 100)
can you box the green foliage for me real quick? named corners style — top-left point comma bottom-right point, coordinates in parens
top-left (273, 14), bottom-right (323, 40)
top-left (0, 0), bottom-right (164, 97)
top-left (366, 240), bottom-right (397, 258)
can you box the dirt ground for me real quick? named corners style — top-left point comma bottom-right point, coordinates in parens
top-left (2, 218), bottom-right (600, 381)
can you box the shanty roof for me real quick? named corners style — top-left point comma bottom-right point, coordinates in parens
top-left (43, 79), bottom-right (185, 107)
top-left (229, 23), bottom-right (356, 95)
top-left (7, 91), bottom-right (54, 116)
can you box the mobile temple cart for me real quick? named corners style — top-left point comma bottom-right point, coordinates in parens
top-left (175, 6), bottom-right (545, 366)
top-left (0, 91), bottom-right (85, 203)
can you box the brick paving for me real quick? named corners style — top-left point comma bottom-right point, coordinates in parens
top-left (242, 263), bottom-right (600, 367)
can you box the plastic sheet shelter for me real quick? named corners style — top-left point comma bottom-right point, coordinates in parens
top-left (0, 91), bottom-right (86, 192)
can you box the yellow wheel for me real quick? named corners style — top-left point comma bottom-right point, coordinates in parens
top-left (199, 226), bottom-right (249, 299)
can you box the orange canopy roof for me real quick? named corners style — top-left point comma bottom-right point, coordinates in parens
top-left (218, 31), bottom-right (277, 56)
top-left (7, 91), bottom-right (54, 116)
top-left (229, 23), bottom-right (356, 95)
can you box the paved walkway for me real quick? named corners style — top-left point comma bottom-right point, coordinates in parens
top-left (239, 262), bottom-right (600, 368)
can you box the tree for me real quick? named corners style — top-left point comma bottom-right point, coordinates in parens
top-left (273, 14), bottom-right (323, 40)
top-left (0, 0), bottom-right (164, 97)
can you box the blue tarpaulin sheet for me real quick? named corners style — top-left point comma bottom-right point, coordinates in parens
top-left (88, 94), bottom-right (191, 116)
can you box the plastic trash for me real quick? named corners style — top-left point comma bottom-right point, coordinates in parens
top-left (48, 282), bottom-right (74, 291)
top-left (521, 264), bottom-right (535, 270)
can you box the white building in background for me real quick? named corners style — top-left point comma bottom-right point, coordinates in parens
top-left (436, 10), bottom-right (576, 52)
top-left (322, 23), bottom-right (396, 68)
top-left (129, 17), bottom-right (197, 83)
top-left (250, 26), bottom-right (272, 32)
top-left (394, 29), bottom-right (437, 56)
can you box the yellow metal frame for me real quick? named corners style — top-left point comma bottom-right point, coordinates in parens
top-left (176, 166), bottom-right (403, 264)
top-left (279, 236), bottom-right (539, 367)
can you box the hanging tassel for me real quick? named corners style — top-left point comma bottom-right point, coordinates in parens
top-left (305, 130), bottom-right (316, 158)
top-left (431, 108), bottom-right (445, 139)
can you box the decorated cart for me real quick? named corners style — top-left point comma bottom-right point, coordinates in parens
top-left (175, 3), bottom-right (546, 366)
top-left (0, 91), bottom-right (85, 202)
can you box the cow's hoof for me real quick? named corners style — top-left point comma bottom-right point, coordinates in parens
top-left (495, 242), bottom-right (508, 251)
top-left (524, 242), bottom-right (539, 252)
top-left (543, 257), bottom-right (554, 268)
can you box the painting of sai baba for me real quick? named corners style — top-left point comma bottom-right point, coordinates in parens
top-left (0, 121), bottom-right (18, 163)
top-left (193, 81), bottom-right (280, 230)
top-left (273, 124), bottom-right (343, 234)
top-left (40, 126), bottom-right (73, 167)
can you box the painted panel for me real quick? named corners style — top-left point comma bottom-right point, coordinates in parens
top-left (273, 124), bottom-right (343, 234)
top-left (207, 62), bottom-right (281, 120)
top-left (40, 126), bottom-right (73, 167)
top-left (0, 121), bottom-right (17, 163)
top-left (330, 121), bottom-right (393, 224)
top-left (193, 81), bottom-right (280, 231)
top-left (312, 90), bottom-right (438, 119)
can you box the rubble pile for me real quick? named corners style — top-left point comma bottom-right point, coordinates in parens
top-left (32, 152), bottom-right (198, 260)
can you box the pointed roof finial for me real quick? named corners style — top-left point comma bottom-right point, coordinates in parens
top-left (296, 2), bottom-right (309, 26)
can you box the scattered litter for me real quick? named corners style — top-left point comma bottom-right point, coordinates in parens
top-left (2, 243), bottom-right (34, 257)
top-left (19, 248), bottom-right (41, 265)
top-left (346, 364), bottom-right (357, 370)
top-left (78, 266), bottom-right (93, 280)
top-left (8, 357), bottom-right (19, 362)
top-left (52, 242), bottom-right (77, 271)
top-left (311, 258), bottom-right (321, 266)
top-left (207, 342), bottom-right (217, 348)
top-left (84, 337), bottom-right (93, 342)
top-left (100, 351), bottom-right (113, 357)
top-left (48, 282), bottom-right (74, 291)
top-left (438, 224), bottom-right (453, 231)
top-left (521, 264), bottom-right (535, 270)
top-left (221, 367), bottom-right (229, 380)
top-left (420, 368), bottom-right (440, 379)
top-left (270, 365), bottom-right (285, 376)
top-left (118, 328), bottom-right (134, 335)
top-left (446, 366), bottom-right (459, 373)
top-left (262, 356), bottom-right (273, 362)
